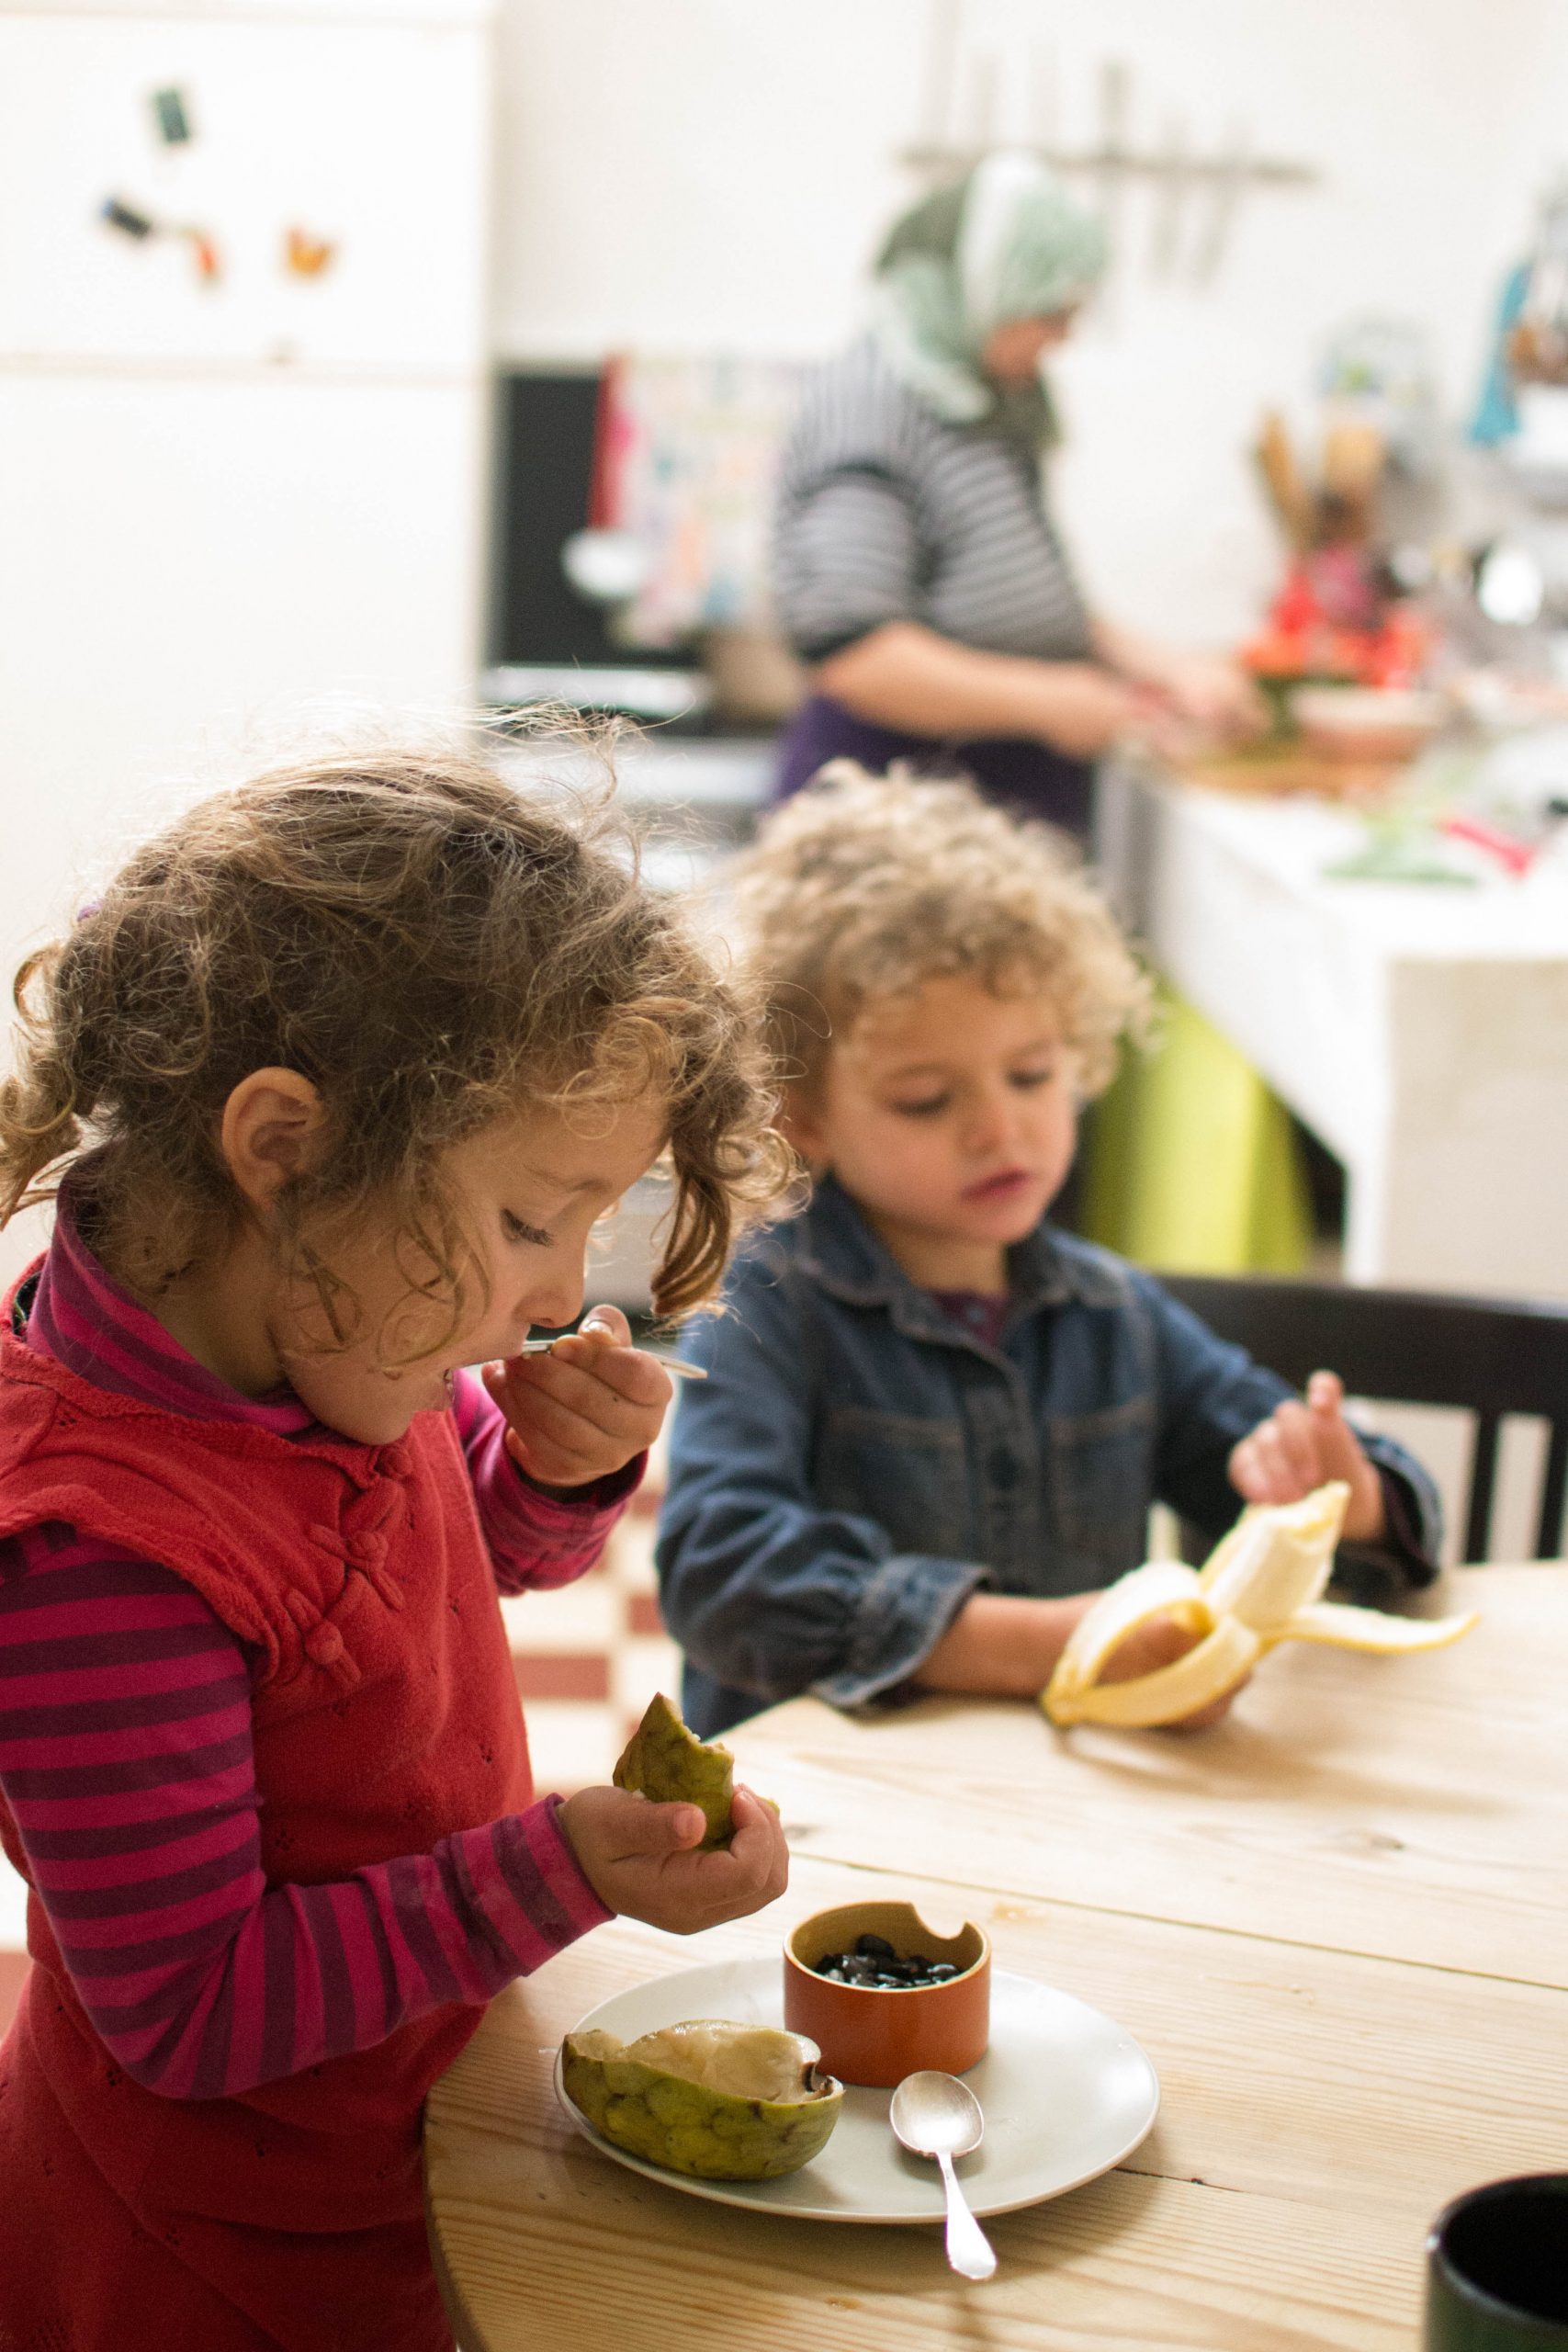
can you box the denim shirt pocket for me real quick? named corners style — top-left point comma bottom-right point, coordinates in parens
top-left (1047, 1393), bottom-right (1157, 1574)
top-left (814, 1405), bottom-right (970, 1562)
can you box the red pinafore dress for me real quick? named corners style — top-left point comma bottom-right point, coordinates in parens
top-left (0, 1299), bottom-right (532, 2351)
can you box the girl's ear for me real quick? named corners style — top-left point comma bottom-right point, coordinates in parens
top-left (777, 1087), bottom-right (830, 1170)
top-left (220, 1068), bottom-right (328, 1211)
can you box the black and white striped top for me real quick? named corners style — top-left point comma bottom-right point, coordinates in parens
top-left (772, 337), bottom-right (1093, 666)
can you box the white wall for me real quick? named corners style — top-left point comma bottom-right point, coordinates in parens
top-left (491, 0), bottom-right (1568, 642)
top-left (0, 0), bottom-right (495, 1288)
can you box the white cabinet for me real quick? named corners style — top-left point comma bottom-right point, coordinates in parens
top-left (0, 5), bottom-right (491, 368)
top-left (1099, 762), bottom-right (1568, 1304)
top-left (0, 1), bottom-right (494, 1185)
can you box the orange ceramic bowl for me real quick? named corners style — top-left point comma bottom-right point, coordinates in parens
top-left (783, 1901), bottom-right (990, 2089)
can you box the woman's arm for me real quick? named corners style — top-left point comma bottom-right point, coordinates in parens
top-left (1091, 617), bottom-right (1266, 736)
top-left (817, 619), bottom-right (1137, 757)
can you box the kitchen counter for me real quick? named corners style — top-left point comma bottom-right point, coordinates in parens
top-left (1097, 756), bottom-right (1568, 1300)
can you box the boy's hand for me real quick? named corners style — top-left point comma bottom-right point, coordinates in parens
top-left (558, 1785), bottom-right (790, 1934)
top-left (483, 1306), bottom-right (671, 1490)
top-left (1228, 1370), bottom-right (1385, 1543)
top-left (1100, 1610), bottom-right (1244, 1730)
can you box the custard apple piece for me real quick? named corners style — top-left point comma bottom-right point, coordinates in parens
top-left (560, 2019), bottom-right (842, 2181)
top-left (613, 1691), bottom-right (737, 1849)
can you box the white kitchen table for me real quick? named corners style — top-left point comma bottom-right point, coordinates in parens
top-left (1097, 758), bottom-right (1568, 1302)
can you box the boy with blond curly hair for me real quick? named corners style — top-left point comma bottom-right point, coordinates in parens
top-left (657, 767), bottom-right (1439, 1736)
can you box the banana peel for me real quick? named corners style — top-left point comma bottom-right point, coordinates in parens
top-left (1043, 1481), bottom-right (1479, 1728)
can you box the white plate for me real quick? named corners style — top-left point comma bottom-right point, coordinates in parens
top-left (553, 1955), bottom-right (1159, 2224)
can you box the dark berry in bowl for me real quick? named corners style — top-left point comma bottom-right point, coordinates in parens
top-left (811, 1938), bottom-right (969, 1988)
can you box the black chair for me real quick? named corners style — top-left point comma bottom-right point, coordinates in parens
top-left (1161, 1275), bottom-right (1568, 1563)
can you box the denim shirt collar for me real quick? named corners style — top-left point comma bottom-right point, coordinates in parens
top-left (792, 1174), bottom-right (1124, 1349)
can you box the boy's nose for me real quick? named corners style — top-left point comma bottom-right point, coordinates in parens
top-left (963, 1090), bottom-right (1014, 1153)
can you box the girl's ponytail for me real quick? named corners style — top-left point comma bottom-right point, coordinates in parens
top-left (0, 941), bottom-right (96, 1227)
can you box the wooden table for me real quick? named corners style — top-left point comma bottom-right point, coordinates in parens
top-left (424, 1566), bottom-right (1568, 2351)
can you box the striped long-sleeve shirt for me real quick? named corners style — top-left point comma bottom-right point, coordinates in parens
top-left (772, 335), bottom-right (1093, 666)
top-left (0, 1212), bottom-right (626, 2098)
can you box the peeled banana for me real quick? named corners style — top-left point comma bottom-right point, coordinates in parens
top-left (1043, 1482), bottom-right (1479, 1728)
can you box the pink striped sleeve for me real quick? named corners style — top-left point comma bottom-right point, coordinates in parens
top-left (450, 1367), bottom-right (643, 1595)
top-left (0, 1528), bottom-right (610, 2100)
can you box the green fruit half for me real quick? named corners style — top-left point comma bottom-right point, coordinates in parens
top-left (613, 1692), bottom-right (736, 1849)
top-left (561, 2019), bottom-right (844, 2181)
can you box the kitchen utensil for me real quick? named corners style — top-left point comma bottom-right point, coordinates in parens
top-left (1475, 541), bottom-right (1546, 628)
top-left (1439, 814), bottom-right (1542, 876)
top-left (890, 2071), bottom-right (998, 2281)
top-left (1098, 59), bottom-right (1132, 261)
top-left (516, 1338), bottom-right (707, 1381)
top-left (918, 0), bottom-right (963, 153)
top-left (1255, 412), bottom-right (1315, 552)
top-left (559, 528), bottom-right (651, 605)
top-left (1191, 119), bottom-right (1250, 285)
top-left (1148, 114), bottom-right (1190, 281)
top-left (1322, 419), bottom-right (1386, 504)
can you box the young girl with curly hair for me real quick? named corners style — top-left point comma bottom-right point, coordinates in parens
top-left (0, 745), bottom-right (788, 2350)
top-left (657, 766), bottom-right (1441, 1738)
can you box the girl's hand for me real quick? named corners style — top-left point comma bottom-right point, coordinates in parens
top-left (1228, 1370), bottom-right (1386, 1543)
top-left (1099, 1609), bottom-right (1244, 1729)
top-left (558, 1785), bottom-right (790, 1934)
top-left (483, 1306), bottom-right (671, 1489)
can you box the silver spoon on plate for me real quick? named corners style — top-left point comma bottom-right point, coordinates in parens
top-left (890, 2070), bottom-right (998, 2280)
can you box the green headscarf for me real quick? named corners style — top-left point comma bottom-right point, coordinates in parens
top-left (870, 152), bottom-right (1109, 447)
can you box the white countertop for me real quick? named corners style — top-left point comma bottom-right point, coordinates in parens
top-left (1137, 772), bottom-right (1568, 964)
top-left (1101, 752), bottom-right (1568, 1299)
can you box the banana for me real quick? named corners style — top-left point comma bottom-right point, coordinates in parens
top-left (1043, 1481), bottom-right (1479, 1728)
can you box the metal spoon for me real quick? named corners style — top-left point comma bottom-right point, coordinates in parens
top-left (514, 1338), bottom-right (707, 1381)
top-left (889, 2071), bottom-right (998, 2281)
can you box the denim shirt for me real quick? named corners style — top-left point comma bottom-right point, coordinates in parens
top-left (656, 1176), bottom-right (1442, 1736)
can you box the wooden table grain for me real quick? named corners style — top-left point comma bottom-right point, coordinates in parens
top-left (424, 1566), bottom-right (1568, 2352)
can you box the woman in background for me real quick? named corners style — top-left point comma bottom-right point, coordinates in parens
top-left (772, 151), bottom-right (1260, 834)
